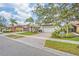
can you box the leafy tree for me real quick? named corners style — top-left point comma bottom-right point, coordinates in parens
top-left (71, 3), bottom-right (79, 20)
top-left (58, 5), bottom-right (73, 34)
top-left (25, 17), bottom-right (34, 23)
top-left (33, 4), bottom-right (59, 25)
top-left (33, 3), bottom-right (79, 36)
top-left (33, 3), bottom-right (74, 36)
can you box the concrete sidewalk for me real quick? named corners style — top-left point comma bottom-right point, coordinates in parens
top-left (14, 32), bottom-right (79, 45)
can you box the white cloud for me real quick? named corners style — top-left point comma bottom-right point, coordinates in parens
top-left (0, 11), bottom-right (12, 19)
top-left (13, 14), bottom-right (23, 20)
top-left (15, 8), bottom-right (31, 19)
top-left (13, 4), bottom-right (32, 12)
top-left (0, 3), bottom-right (35, 25)
top-left (13, 3), bottom-right (33, 19)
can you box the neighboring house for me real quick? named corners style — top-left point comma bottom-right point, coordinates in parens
top-left (5, 25), bottom-right (29, 32)
top-left (71, 21), bottom-right (79, 33)
top-left (3, 23), bottom-right (40, 32)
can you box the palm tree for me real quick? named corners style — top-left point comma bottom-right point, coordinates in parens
top-left (10, 18), bottom-right (17, 32)
top-left (59, 4), bottom-right (73, 35)
top-left (25, 17), bottom-right (34, 32)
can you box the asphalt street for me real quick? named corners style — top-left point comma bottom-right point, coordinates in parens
top-left (0, 35), bottom-right (58, 56)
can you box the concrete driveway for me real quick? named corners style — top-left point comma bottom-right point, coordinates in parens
top-left (17, 32), bottom-right (52, 48)
top-left (17, 36), bottom-right (45, 48)
top-left (34, 32), bottom-right (52, 38)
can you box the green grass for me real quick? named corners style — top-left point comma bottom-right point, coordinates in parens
top-left (0, 32), bottom-right (2, 34)
top-left (63, 37), bottom-right (79, 41)
top-left (51, 36), bottom-right (79, 41)
top-left (45, 40), bottom-right (79, 55)
top-left (6, 34), bottom-right (24, 39)
top-left (3, 31), bottom-right (13, 33)
top-left (18, 31), bottom-right (38, 35)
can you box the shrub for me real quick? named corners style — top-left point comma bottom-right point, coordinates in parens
top-left (52, 31), bottom-right (75, 38)
top-left (3, 31), bottom-right (12, 33)
top-left (63, 33), bottom-right (75, 38)
top-left (51, 31), bottom-right (60, 38)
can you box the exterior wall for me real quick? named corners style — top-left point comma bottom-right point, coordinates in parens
top-left (76, 27), bottom-right (79, 33)
top-left (16, 27), bottom-right (23, 32)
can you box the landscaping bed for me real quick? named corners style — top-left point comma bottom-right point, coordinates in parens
top-left (45, 40), bottom-right (79, 55)
top-left (51, 32), bottom-right (79, 41)
top-left (6, 34), bottom-right (24, 39)
top-left (18, 31), bottom-right (38, 35)
top-left (3, 31), bottom-right (13, 33)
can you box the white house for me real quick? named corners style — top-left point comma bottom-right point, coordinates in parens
top-left (40, 24), bottom-right (58, 33)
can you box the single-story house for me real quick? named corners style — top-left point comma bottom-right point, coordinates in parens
top-left (39, 21), bottom-right (79, 33)
top-left (3, 23), bottom-right (40, 32)
top-left (40, 21), bottom-right (79, 33)
top-left (40, 23), bottom-right (57, 33)
top-left (4, 25), bottom-right (29, 32)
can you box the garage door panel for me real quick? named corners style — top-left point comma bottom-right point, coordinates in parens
top-left (42, 27), bottom-right (55, 32)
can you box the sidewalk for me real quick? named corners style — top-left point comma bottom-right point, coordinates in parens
top-left (18, 35), bottom-right (79, 45)
top-left (3, 32), bottom-right (79, 45)
top-left (16, 34), bottom-right (79, 45)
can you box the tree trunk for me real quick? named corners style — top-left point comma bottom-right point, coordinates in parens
top-left (66, 26), bottom-right (69, 35)
top-left (31, 27), bottom-right (32, 32)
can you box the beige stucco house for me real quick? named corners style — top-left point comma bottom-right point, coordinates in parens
top-left (71, 21), bottom-right (79, 33)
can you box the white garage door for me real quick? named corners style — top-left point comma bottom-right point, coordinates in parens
top-left (42, 26), bottom-right (55, 33)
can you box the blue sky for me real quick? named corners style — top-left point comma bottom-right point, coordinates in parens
top-left (0, 3), bottom-right (36, 24)
top-left (0, 4), bottom-right (17, 15)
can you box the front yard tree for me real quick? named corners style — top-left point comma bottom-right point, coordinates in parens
top-left (59, 4), bottom-right (73, 35)
top-left (33, 3), bottom-right (74, 37)
top-left (10, 18), bottom-right (17, 32)
top-left (33, 3), bottom-right (59, 25)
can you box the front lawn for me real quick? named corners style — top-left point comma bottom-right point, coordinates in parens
top-left (45, 40), bottom-right (79, 55)
top-left (18, 31), bottom-right (38, 35)
top-left (63, 37), bottom-right (79, 41)
top-left (6, 34), bottom-right (24, 39)
top-left (0, 32), bottom-right (2, 34)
